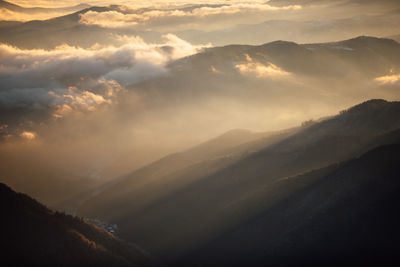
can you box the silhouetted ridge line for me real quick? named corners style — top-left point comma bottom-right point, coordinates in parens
top-left (0, 183), bottom-right (156, 267)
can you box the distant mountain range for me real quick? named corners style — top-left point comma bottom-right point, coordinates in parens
top-left (268, 0), bottom-right (400, 6)
top-left (130, 36), bottom-right (400, 113)
top-left (175, 13), bottom-right (400, 46)
top-left (0, 0), bottom-right (399, 48)
top-left (0, 0), bottom-right (90, 14)
top-left (1, 1), bottom-right (400, 265)
top-left (168, 35), bottom-right (400, 78)
top-left (0, 3), bottom-right (114, 49)
top-left (1, 35), bottom-right (399, 216)
top-left (78, 99), bottom-right (400, 264)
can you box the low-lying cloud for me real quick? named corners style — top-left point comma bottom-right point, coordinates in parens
top-left (0, 34), bottom-right (208, 136)
top-left (79, 3), bottom-right (301, 28)
top-left (236, 55), bottom-right (291, 79)
top-left (375, 72), bottom-right (400, 84)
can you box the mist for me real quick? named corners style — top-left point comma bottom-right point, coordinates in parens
top-left (2, 1), bottom-right (400, 267)
top-left (0, 0), bottom-right (399, 206)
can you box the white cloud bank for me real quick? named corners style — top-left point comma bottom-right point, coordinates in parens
top-left (236, 54), bottom-right (291, 78)
top-left (375, 73), bottom-right (400, 85)
top-left (79, 3), bottom-right (301, 28)
top-left (0, 34), bottom-right (208, 132)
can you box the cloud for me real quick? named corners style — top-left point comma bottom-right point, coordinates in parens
top-left (374, 73), bottom-right (400, 84)
top-left (0, 34), bottom-right (207, 134)
top-left (235, 54), bottom-right (291, 78)
top-left (79, 3), bottom-right (301, 28)
top-left (20, 131), bottom-right (37, 140)
top-left (79, 10), bottom-right (139, 28)
top-left (49, 82), bottom-right (116, 118)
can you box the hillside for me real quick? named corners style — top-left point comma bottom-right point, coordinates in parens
top-left (1, 1), bottom-right (400, 266)
top-left (131, 36), bottom-right (400, 117)
top-left (77, 127), bottom-right (298, 220)
top-left (0, 5), bottom-right (123, 49)
top-left (79, 99), bottom-right (400, 262)
top-left (0, 183), bottom-right (156, 267)
top-left (0, 0), bottom-right (90, 14)
top-left (168, 36), bottom-right (400, 78)
top-left (180, 143), bottom-right (400, 266)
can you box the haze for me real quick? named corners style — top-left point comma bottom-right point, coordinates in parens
top-left (0, 2), bottom-right (400, 266)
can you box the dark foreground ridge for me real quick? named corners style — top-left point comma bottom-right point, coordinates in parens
top-left (0, 183), bottom-right (156, 267)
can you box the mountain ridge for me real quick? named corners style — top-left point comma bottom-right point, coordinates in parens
top-left (79, 99), bottom-right (400, 262)
top-left (0, 182), bottom-right (156, 267)
top-left (0, 0), bottom-right (90, 13)
top-left (180, 143), bottom-right (400, 266)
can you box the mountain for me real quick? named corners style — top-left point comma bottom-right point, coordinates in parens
top-left (389, 33), bottom-right (400, 42)
top-left (0, 5), bottom-right (125, 49)
top-left (77, 127), bottom-right (299, 219)
top-left (0, 0), bottom-right (24, 11)
top-left (0, 182), bottom-right (156, 267)
top-left (179, 143), bottom-right (400, 266)
top-left (129, 36), bottom-right (400, 120)
top-left (78, 128), bottom-right (292, 191)
top-left (175, 11), bottom-right (400, 46)
top-left (0, 0), bottom-right (90, 14)
top-left (1, 0), bottom-right (399, 49)
top-left (268, 0), bottom-right (400, 6)
top-left (78, 99), bottom-right (400, 262)
top-left (168, 36), bottom-right (400, 78)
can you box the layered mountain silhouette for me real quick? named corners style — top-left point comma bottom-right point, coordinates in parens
top-left (130, 36), bottom-right (400, 112)
top-left (0, 182), bottom-right (156, 267)
top-left (1, 1), bottom-right (399, 49)
top-left (180, 143), bottom-right (400, 267)
top-left (1, 1), bottom-right (400, 265)
top-left (0, 0), bottom-right (90, 14)
top-left (268, 0), bottom-right (400, 6)
top-left (175, 9), bottom-right (400, 46)
top-left (167, 36), bottom-right (400, 78)
top-left (79, 99), bottom-right (400, 263)
top-left (1, 35), bottom-right (399, 210)
top-left (77, 127), bottom-right (299, 219)
top-left (0, 4), bottom-right (125, 49)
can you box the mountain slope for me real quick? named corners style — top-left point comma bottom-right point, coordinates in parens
top-left (180, 144), bottom-right (400, 266)
top-left (176, 10), bottom-right (400, 46)
top-left (79, 99), bottom-right (400, 262)
top-left (0, 183), bottom-right (156, 267)
top-left (1, 1), bottom-right (399, 49)
top-left (0, 5), bottom-right (126, 49)
top-left (0, 0), bottom-right (90, 14)
top-left (268, 0), bottom-right (400, 6)
top-left (131, 36), bottom-right (400, 118)
top-left (78, 127), bottom-right (298, 220)
top-left (167, 36), bottom-right (400, 79)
